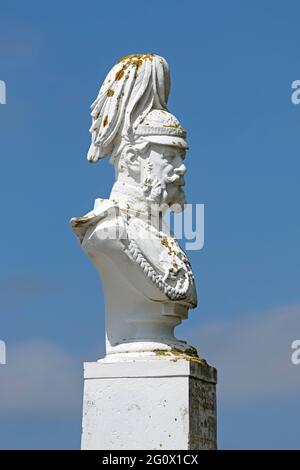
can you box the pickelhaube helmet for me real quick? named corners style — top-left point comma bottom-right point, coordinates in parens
top-left (87, 53), bottom-right (188, 163)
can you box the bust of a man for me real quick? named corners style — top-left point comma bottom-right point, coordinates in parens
top-left (71, 54), bottom-right (198, 360)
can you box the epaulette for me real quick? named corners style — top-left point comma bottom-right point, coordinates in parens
top-left (70, 198), bottom-right (118, 243)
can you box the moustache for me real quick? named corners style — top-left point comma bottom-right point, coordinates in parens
top-left (164, 174), bottom-right (185, 186)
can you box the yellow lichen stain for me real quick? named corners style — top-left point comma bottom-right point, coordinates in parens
top-left (107, 89), bottom-right (114, 97)
top-left (161, 237), bottom-right (169, 248)
top-left (153, 348), bottom-right (207, 366)
top-left (117, 53), bottom-right (154, 64)
top-left (132, 59), bottom-right (143, 68)
top-left (163, 124), bottom-right (179, 129)
top-left (103, 115), bottom-right (108, 127)
top-left (115, 69), bottom-right (125, 81)
top-left (143, 177), bottom-right (151, 187)
top-left (161, 237), bottom-right (176, 256)
top-left (113, 54), bottom-right (155, 81)
top-left (71, 216), bottom-right (91, 227)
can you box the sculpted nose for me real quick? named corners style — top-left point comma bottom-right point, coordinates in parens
top-left (174, 164), bottom-right (186, 176)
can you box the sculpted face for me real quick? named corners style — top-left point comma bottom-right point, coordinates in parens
top-left (141, 143), bottom-right (187, 211)
top-left (114, 141), bottom-right (187, 212)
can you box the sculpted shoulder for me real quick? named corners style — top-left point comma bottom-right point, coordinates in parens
top-left (70, 198), bottom-right (119, 243)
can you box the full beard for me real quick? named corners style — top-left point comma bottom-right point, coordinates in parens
top-left (144, 177), bottom-right (186, 212)
top-left (166, 185), bottom-right (186, 212)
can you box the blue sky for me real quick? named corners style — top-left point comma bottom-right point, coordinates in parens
top-left (0, 0), bottom-right (300, 449)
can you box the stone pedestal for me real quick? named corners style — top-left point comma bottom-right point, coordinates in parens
top-left (81, 358), bottom-right (217, 450)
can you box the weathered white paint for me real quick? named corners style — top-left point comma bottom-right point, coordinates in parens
top-left (81, 358), bottom-right (217, 450)
top-left (71, 53), bottom-right (217, 450)
top-left (71, 57), bottom-right (198, 358)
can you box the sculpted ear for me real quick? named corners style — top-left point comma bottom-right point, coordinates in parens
top-left (125, 147), bottom-right (137, 163)
top-left (124, 148), bottom-right (141, 175)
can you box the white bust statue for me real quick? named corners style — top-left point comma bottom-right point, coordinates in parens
top-left (71, 54), bottom-right (198, 361)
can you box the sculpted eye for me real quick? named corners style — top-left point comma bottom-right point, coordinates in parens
top-left (163, 150), bottom-right (186, 160)
top-left (164, 153), bottom-right (174, 160)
